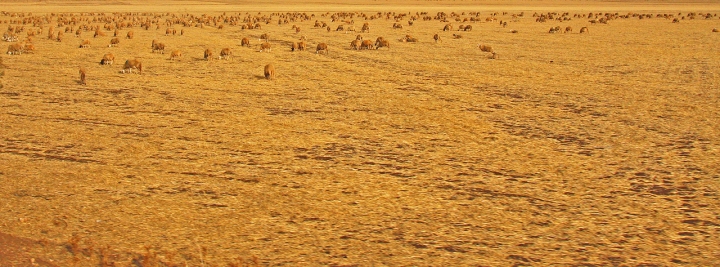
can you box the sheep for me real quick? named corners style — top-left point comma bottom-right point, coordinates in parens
top-left (122, 59), bottom-right (142, 74)
top-left (100, 53), bottom-right (115, 65)
top-left (264, 64), bottom-right (275, 80)
top-left (79, 39), bottom-right (90, 48)
top-left (204, 48), bottom-right (213, 60)
top-left (169, 50), bottom-right (182, 60)
top-left (152, 42), bottom-right (165, 54)
top-left (316, 42), bottom-right (328, 54)
top-left (259, 42), bottom-right (271, 52)
top-left (79, 67), bottom-right (86, 85)
top-left (478, 44), bottom-right (494, 52)
top-left (108, 37), bottom-right (120, 47)
top-left (360, 39), bottom-right (374, 50)
top-left (219, 48), bottom-right (232, 60)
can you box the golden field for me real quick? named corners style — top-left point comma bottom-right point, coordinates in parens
top-left (1, 1), bottom-right (719, 266)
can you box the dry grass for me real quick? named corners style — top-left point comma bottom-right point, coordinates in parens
top-left (1, 1), bottom-right (720, 266)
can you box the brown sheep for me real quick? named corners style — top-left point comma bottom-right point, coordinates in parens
top-left (360, 39), bottom-right (374, 50)
top-left (109, 37), bottom-right (120, 47)
top-left (375, 39), bottom-right (390, 49)
top-left (316, 42), bottom-right (328, 54)
top-left (433, 33), bottom-right (441, 43)
top-left (169, 50), bottom-right (182, 60)
top-left (79, 39), bottom-right (90, 48)
top-left (264, 64), bottom-right (275, 80)
top-left (443, 23), bottom-right (453, 31)
top-left (152, 42), bottom-right (165, 54)
top-left (113, 29), bottom-right (119, 37)
top-left (712, 28), bottom-right (718, 32)
top-left (122, 59), bottom-right (142, 74)
top-left (7, 43), bottom-right (22, 55)
top-left (100, 53), bottom-right (115, 65)
top-left (79, 67), bottom-right (86, 85)
top-left (356, 35), bottom-right (363, 41)
top-left (93, 28), bottom-right (105, 38)
top-left (126, 31), bottom-right (134, 39)
top-left (297, 41), bottom-right (307, 51)
top-left (259, 33), bottom-right (269, 42)
top-left (220, 48), bottom-right (232, 60)
top-left (478, 44), bottom-right (494, 52)
top-left (23, 43), bottom-right (34, 53)
top-left (259, 42), bottom-right (272, 52)
top-left (291, 42), bottom-right (299, 51)
top-left (74, 28), bottom-right (81, 37)
top-left (350, 39), bottom-right (361, 50)
top-left (488, 52), bottom-right (499, 59)
top-left (453, 33), bottom-right (463, 39)
top-left (565, 26), bottom-right (573, 33)
top-left (165, 28), bottom-right (175, 36)
top-left (580, 27), bottom-right (589, 33)
top-left (361, 23), bottom-right (370, 33)
top-left (241, 37), bottom-right (250, 47)
top-left (204, 48), bottom-right (213, 60)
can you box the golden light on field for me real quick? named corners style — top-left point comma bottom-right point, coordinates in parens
top-left (1, 1), bottom-right (719, 266)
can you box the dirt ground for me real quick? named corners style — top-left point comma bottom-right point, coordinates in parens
top-left (1, 0), bottom-right (719, 266)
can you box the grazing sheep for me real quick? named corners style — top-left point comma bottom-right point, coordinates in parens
top-left (169, 50), bottom-right (182, 60)
top-left (259, 42), bottom-right (271, 52)
top-left (79, 39), bottom-right (90, 48)
top-left (220, 48), bottom-right (232, 60)
top-left (23, 43), bottom-right (34, 53)
top-left (316, 42), bottom-right (328, 54)
top-left (100, 53), bottom-right (115, 65)
top-left (241, 37), bottom-right (250, 47)
top-left (7, 43), bottom-right (22, 55)
top-left (297, 41), bottom-right (307, 51)
top-left (264, 64), bottom-right (275, 80)
top-left (93, 28), bottom-right (105, 38)
top-left (443, 23), bottom-right (453, 31)
top-left (565, 26), bottom-right (573, 33)
top-left (109, 37), bottom-right (120, 47)
top-left (126, 31), bottom-right (134, 39)
top-left (152, 42), bottom-right (165, 53)
top-left (453, 33), bottom-right (463, 39)
top-left (478, 44), bottom-right (494, 52)
top-left (713, 28), bottom-right (718, 32)
top-left (433, 33), bottom-right (441, 43)
top-left (375, 39), bottom-right (390, 49)
top-left (259, 33), bottom-right (269, 42)
top-left (204, 48), bottom-right (213, 60)
top-left (350, 39), bottom-right (361, 50)
top-left (79, 67), bottom-right (86, 85)
top-left (122, 59), bottom-right (142, 74)
top-left (580, 27), bottom-right (589, 33)
top-left (360, 39), bottom-right (374, 50)
top-left (291, 42), bottom-right (299, 51)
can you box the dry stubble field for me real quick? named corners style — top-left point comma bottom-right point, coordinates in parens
top-left (1, 0), bottom-right (719, 266)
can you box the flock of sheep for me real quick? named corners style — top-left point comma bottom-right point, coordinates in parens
top-left (3, 9), bottom-right (718, 85)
